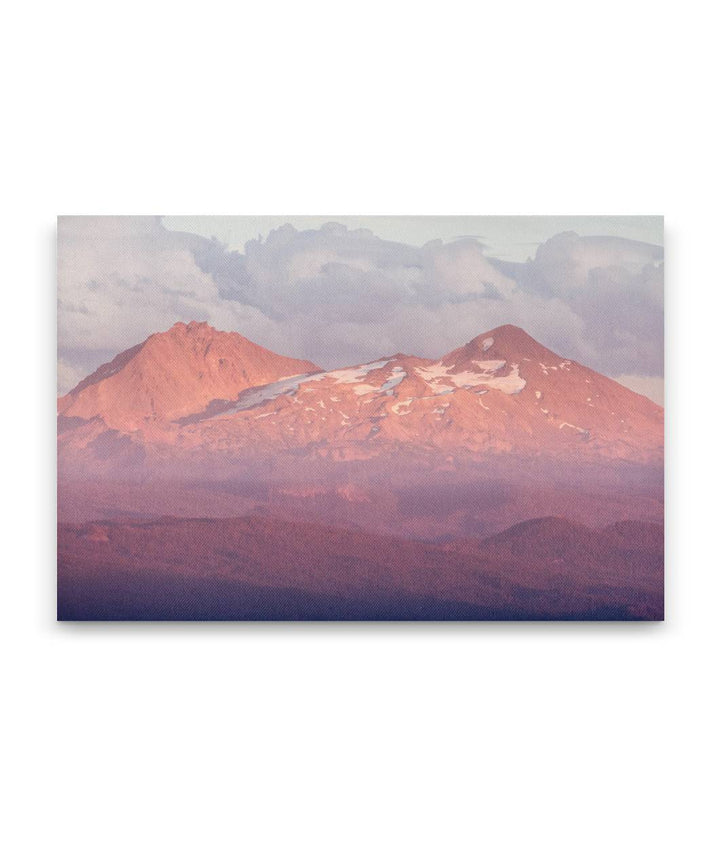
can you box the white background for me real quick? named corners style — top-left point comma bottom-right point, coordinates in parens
top-left (2, 2), bottom-right (718, 854)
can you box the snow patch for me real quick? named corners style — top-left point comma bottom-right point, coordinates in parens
top-left (536, 360), bottom-right (571, 374)
top-left (326, 360), bottom-right (388, 384)
top-left (379, 370), bottom-right (406, 393)
top-left (475, 364), bottom-right (526, 394)
top-left (473, 359), bottom-right (506, 372)
top-left (414, 361), bottom-right (455, 383)
top-left (451, 369), bottom-right (495, 387)
top-left (559, 421), bottom-right (590, 438)
top-left (482, 337), bottom-right (494, 351)
top-left (391, 398), bottom-right (413, 415)
top-left (218, 372), bottom-right (324, 416)
top-left (415, 359), bottom-right (526, 395)
top-left (353, 384), bottom-right (377, 396)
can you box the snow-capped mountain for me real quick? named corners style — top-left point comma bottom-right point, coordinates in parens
top-left (58, 321), bottom-right (663, 473)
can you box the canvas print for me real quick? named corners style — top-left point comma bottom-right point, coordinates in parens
top-left (57, 216), bottom-right (664, 620)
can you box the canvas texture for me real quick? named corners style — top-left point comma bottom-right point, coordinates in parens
top-left (57, 216), bottom-right (664, 620)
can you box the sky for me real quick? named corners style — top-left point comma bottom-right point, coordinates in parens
top-left (162, 215), bottom-right (664, 262)
top-left (57, 215), bottom-right (664, 404)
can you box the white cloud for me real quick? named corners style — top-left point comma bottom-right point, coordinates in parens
top-left (614, 375), bottom-right (664, 406)
top-left (510, 232), bottom-right (664, 376)
top-left (57, 357), bottom-right (87, 396)
top-left (58, 217), bottom-right (272, 373)
top-left (57, 217), bottom-right (664, 396)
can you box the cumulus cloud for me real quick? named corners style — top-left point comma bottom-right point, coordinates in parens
top-left (502, 231), bottom-right (664, 376)
top-left (614, 375), bottom-right (665, 406)
top-left (58, 216), bottom-right (271, 382)
top-left (57, 217), bottom-right (664, 403)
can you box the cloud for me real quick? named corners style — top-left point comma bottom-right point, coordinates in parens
top-left (505, 231), bottom-right (664, 376)
top-left (57, 217), bottom-right (664, 402)
top-left (58, 216), bottom-right (271, 375)
top-left (614, 375), bottom-right (664, 406)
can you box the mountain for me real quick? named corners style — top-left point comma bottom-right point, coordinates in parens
top-left (57, 514), bottom-right (664, 620)
top-left (58, 322), bottom-right (663, 473)
top-left (57, 323), bottom-right (664, 620)
top-left (58, 321), bottom-right (320, 431)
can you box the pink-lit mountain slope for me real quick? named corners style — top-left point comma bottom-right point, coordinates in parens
top-left (58, 321), bottom-right (320, 430)
top-left (58, 322), bottom-right (663, 472)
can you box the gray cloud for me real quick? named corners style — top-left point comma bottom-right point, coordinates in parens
top-left (504, 232), bottom-right (664, 376)
top-left (58, 217), bottom-right (663, 400)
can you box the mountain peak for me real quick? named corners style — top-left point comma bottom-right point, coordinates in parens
top-left (484, 323), bottom-right (527, 336)
top-left (443, 324), bottom-right (557, 365)
top-left (168, 320), bottom-right (228, 337)
top-left (58, 322), bottom-right (664, 469)
top-left (59, 321), bottom-right (320, 429)
top-left (171, 320), bottom-right (211, 332)
top-left (473, 324), bottom-right (545, 350)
